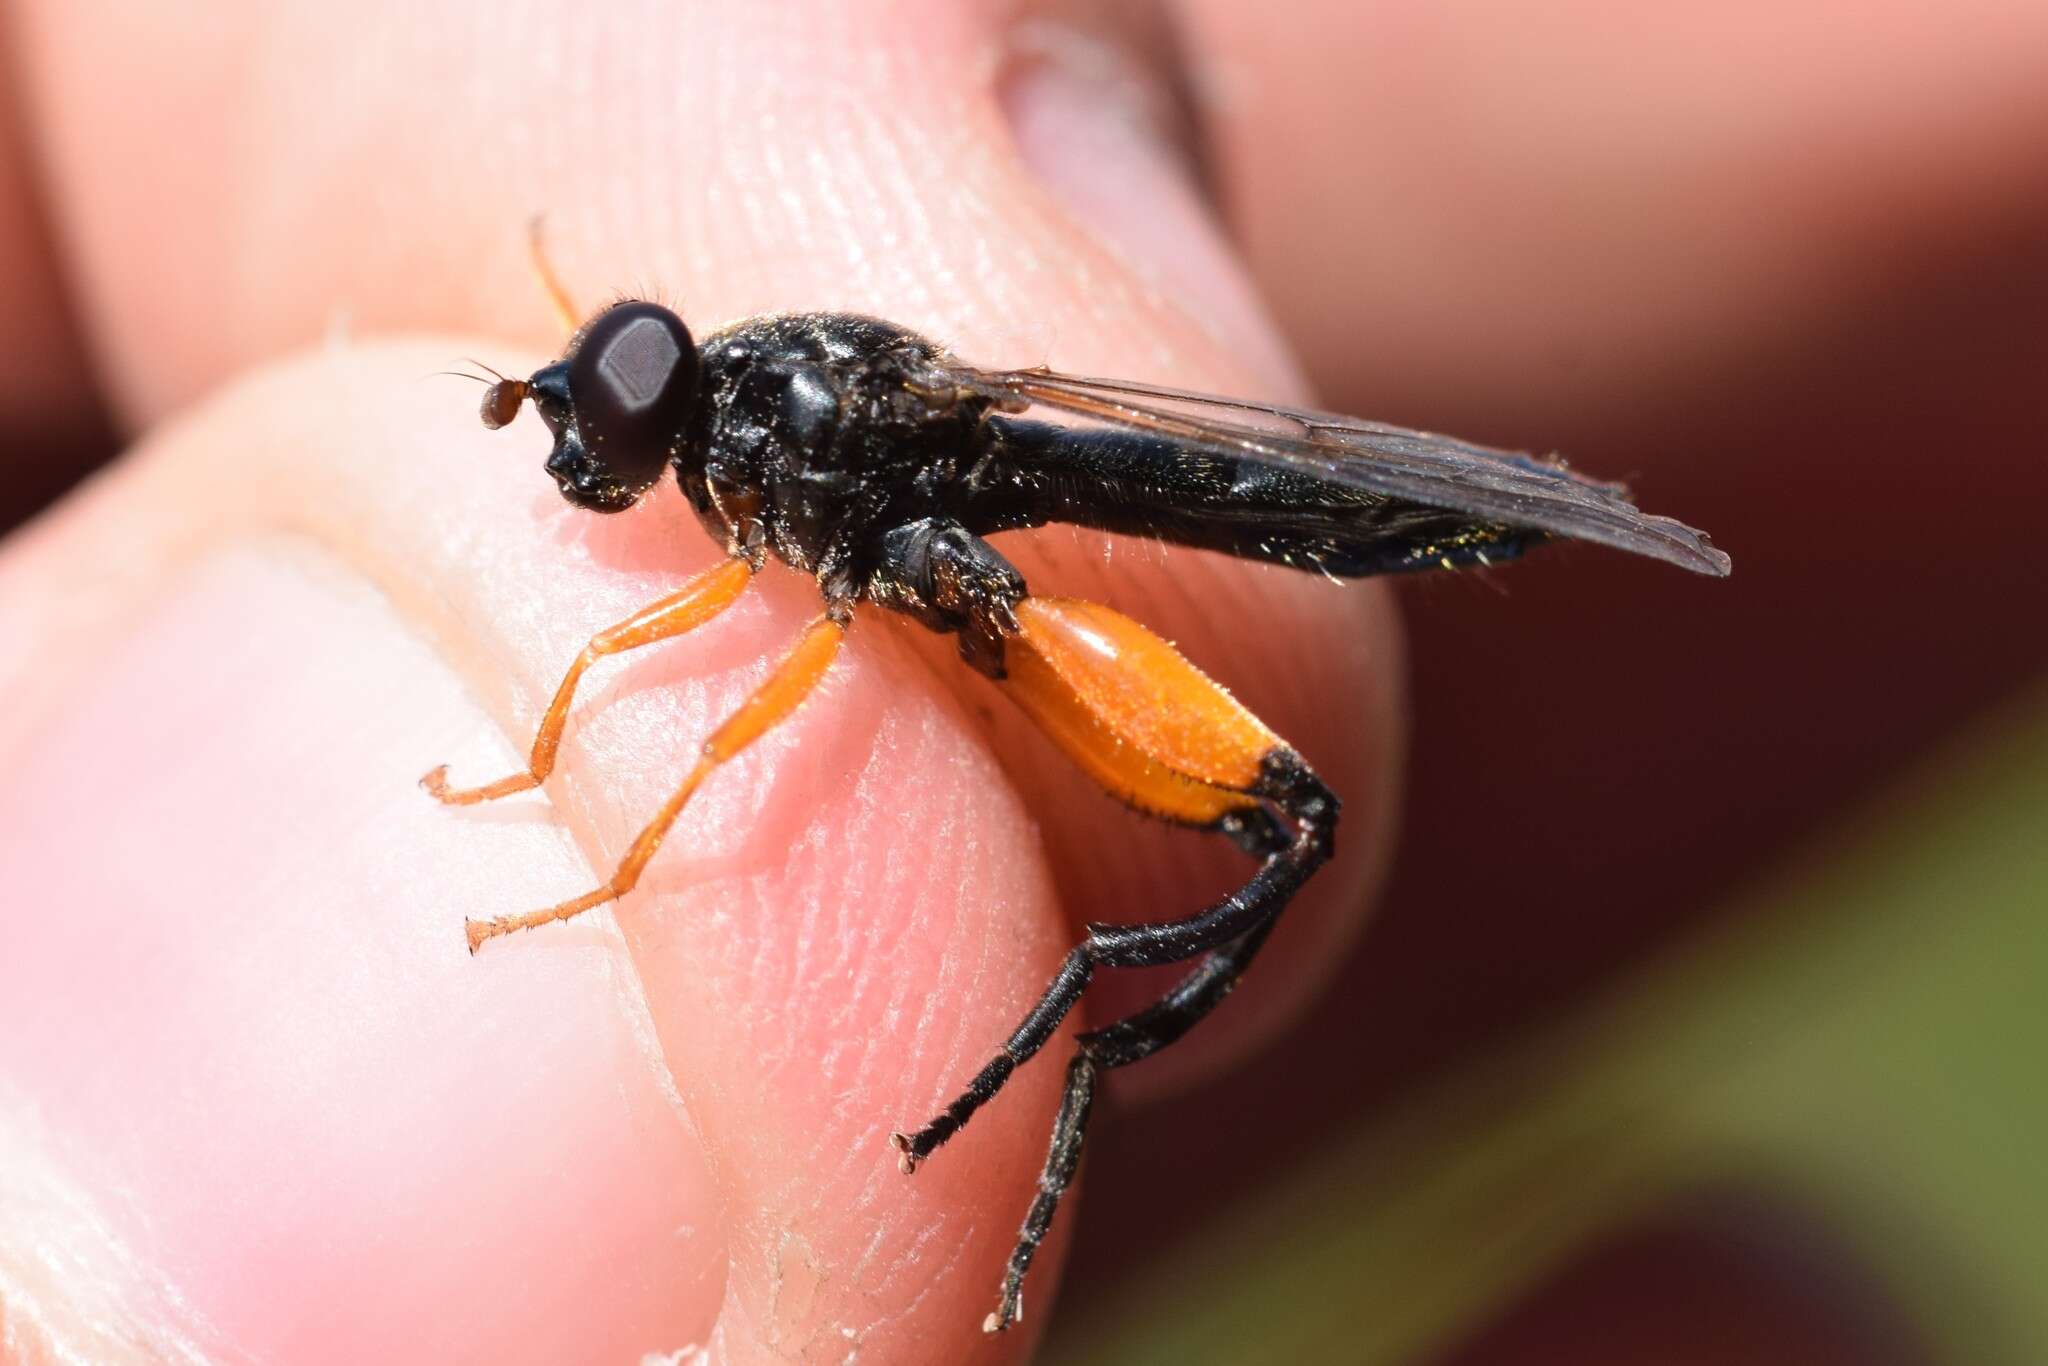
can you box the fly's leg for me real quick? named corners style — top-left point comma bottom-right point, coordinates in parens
top-left (423, 557), bottom-right (754, 805)
top-left (989, 815), bottom-right (1288, 1320)
top-left (985, 829), bottom-right (1295, 1333)
top-left (883, 594), bottom-right (1338, 1332)
top-left (984, 1051), bottom-right (1094, 1335)
top-left (923, 761), bottom-right (1332, 1334)
top-left (527, 215), bottom-right (581, 338)
top-left (889, 759), bottom-right (1331, 1168)
top-left (461, 610), bottom-right (845, 953)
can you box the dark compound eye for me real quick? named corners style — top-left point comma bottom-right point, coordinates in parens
top-left (568, 301), bottom-right (700, 493)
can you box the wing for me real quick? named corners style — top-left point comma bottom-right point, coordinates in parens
top-left (941, 364), bottom-right (1730, 577)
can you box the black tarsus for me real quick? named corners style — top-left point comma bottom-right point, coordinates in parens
top-left (893, 750), bottom-right (1338, 1333)
top-left (989, 1051), bottom-right (1096, 1334)
top-left (987, 912), bottom-right (1287, 1331)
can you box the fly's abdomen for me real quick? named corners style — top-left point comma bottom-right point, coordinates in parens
top-left (970, 418), bottom-right (1539, 577)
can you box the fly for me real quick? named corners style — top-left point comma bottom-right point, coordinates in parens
top-left (424, 232), bottom-right (1729, 1336)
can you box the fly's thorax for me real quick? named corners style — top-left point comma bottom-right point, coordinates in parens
top-left (679, 312), bottom-right (991, 575)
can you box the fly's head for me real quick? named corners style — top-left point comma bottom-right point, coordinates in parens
top-left (480, 300), bottom-right (704, 513)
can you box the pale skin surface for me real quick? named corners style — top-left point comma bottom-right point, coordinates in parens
top-left (1, 1), bottom-right (2044, 1362)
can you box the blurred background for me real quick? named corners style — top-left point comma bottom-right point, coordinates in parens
top-left (4, 2), bottom-right (2046, 1362)
top-left (1037, 4), bottom-right (2048, 1360)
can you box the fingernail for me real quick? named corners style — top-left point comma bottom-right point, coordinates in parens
top-left (1002, 17), bottom-right (1303, 395)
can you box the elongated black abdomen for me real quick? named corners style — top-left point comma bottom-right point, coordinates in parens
top-left (967, 418), bottom-right (1539, 577)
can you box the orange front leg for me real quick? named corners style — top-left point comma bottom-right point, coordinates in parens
top-left (462, 612), bottom-right (846, 953)
top-left (423, 557), bottom-right (755, 806)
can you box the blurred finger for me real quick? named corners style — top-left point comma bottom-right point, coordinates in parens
top-left (1178, 0), bottom-right (2048, 424)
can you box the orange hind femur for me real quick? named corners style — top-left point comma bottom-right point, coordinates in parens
top-left (1002, 596), bottom-right (1283, 827)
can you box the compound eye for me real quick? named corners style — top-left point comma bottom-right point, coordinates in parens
top-left (568, 301), bottom-right (700, 492)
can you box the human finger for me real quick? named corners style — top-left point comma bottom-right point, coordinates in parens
top-left (12, 0), bottom-right (1401, 1093)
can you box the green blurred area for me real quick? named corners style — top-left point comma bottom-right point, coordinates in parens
top-left (1046, 693), bottom-right (2048, 1365)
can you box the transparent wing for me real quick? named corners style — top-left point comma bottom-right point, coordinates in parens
top-left (941, 364), bottom-right (1730, 576)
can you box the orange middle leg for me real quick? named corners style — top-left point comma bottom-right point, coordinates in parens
top-left (424, 557), bottom-right (755, 806)
top-left (462, 612), bottom-right (846, 953)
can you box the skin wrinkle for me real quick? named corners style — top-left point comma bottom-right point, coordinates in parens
top-left (721, 691), bottom-right (883, 1067)
top-left (797, 780), bottom-right (863, 1048)
top-left (831, 711), bottom-right (990, 1100)
top-left (863, 112), bottom-right (946, 308)
top-left (0, 1094), bottom-right (228, 1366)
top-left (853, 638), bottom-right (1056, 1140)
top-left (828, 698), bottom-right (905, 991)
top-left (851, 754), bottom-right (935, 1053)
top-left (823, 737), bottom-right (1032, 1343)
top-left (863, 1221), bottom-right (963, 1342)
